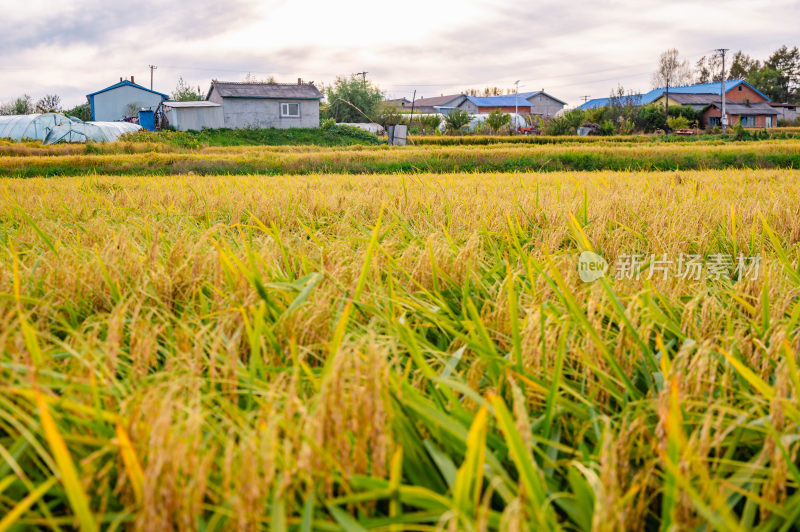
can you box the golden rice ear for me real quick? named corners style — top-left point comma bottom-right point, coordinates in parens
top-left (1, 155), bottom-right (798, 530)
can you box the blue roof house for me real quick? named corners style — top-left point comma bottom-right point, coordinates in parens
top-left (577, 79), bottom-right (770, 111)
top-left (454, 91), bottom-right (567, 117)
top-left (86, 78), bottom-right (168, 121)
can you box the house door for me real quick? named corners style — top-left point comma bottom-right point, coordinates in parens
top-left (765, 116), bottom-right (773, 128)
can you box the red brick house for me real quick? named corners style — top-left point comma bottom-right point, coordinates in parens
top-left (702, 100), bottom-right (778, 128)
top-left (701, 81), bottom-right (777, 128)
top-left (588, 80), bottom-right (778, 129)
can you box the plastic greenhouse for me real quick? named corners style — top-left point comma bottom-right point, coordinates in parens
top-left (0, 113), bottom-right (141, 144)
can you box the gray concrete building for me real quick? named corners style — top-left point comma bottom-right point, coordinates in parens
top-left (770, 102), bottom-right (799, 123)
top-left (206, 81), bottom-right (323, 129)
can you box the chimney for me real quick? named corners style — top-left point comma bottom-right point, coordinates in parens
top-left (120, 77), bottom-right (123, 82)
top-left (131, 75), bottom-right (135, 84)
top-left (298, 77), bottom-right (302, 85)
top-left (745, 98), bottom-right (750, 107)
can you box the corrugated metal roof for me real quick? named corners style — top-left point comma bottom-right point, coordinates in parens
top-left (163, 101), bottom-right (221, 108)
top-left (466, 94), bottom-right (533, 107)
top-left (86, 80), bottom-right (169, 99)
top-left (526, 91), bottom-right (568, 105)
top-left (412, 94), bottom-right (464, 106)
top-left (707, 101), bottom-right (778, 115)
top-left (658, 93), bottom-right (722, 105)
top-left (578, 80), bottom-right (771, 110)
top-left (208, 81), bottom-right (322, 99)
top-left (578, 95), bottom-right (643, 110)
top-left (639, 79), bottom-right (770, 104)
top-left (464, 91), bottom-right (566, 107)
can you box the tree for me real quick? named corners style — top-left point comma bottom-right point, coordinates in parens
top-left (244, 73), bottom-right (277, 84)
top-left (323, 75), bottom-right (384, 123)
top-left (635, 105), bottom-right (667, 132)
top-left (464, 87), bottom-right (511, 96)
top-left (747, 68), bottom-right (784, 102)
top-left (485, 109), bottom-right (510, 134)
top-left (0, 94), bottom-right (34, 115)
top-left (65, 103), bottom-right (91, 122)
top-left (764, 45), bottom-right (800, 102)
top-left (652, 48), bottom-right (692, 88)
top-left (694, 55), bottom-right (723, 84)
top-left (443, 109), bottom-right (471, 134)
top-left (418, 114), bottom-right (442, 133)
top-left (729, 51), bottom-right (761, 80)
top-left (36, 94), bottom-right (61, 112)
top-left (376, 103), bottom-right (404, 127)
top-left (607, 84), bottom-right (640, 121)
top-left (172, 76), bottom-right (203, 101)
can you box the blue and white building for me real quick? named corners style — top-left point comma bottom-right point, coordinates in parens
top-left (86, 78), bottom-right (168, 121)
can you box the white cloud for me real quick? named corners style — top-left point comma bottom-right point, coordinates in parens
top-left (0, 0), bottom-right (797, 108)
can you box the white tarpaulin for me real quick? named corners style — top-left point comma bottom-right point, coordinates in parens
top-left (0, 113), bottom-right (141, 144)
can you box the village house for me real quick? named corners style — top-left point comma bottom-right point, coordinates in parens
top-left (454, 91), bottom-right (566, 117)
top-left (769, 102), bottom-right (799, 123)
top-left (86, 77), bottom-right (168, 121)
top-left (382, 97), bottom-right (411, 110)
top-left (206, 80), bottom-right (323, 129)
top-left (701, 100), bottom-right (778, 128)
top-left (650, 81), bottom-right (777, 128)
top-left (406, 94), bottom-right (465, 114)
top-left (579, 80), bottom-right (777, 129)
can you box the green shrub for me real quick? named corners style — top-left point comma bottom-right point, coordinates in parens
top-left (444, 109), bottom-right (472, 134)
top-left (667, 115), bottom-right (690, 130)
top-left (486, 109), bottom-right (511, 134)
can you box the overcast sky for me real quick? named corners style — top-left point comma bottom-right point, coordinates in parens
top-left (1, 0), bottom-right (798, 109)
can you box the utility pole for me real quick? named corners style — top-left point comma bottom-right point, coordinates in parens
top-left (715, 48), bottom-right (729, 132)
top-left (356, 71), bottom-right (368, 86)
top-left (665, 77), bottom-right (670, 133)
top-left (514, 80), bottom-right (520, 133)
top-left (409, 89), bottom-right (416, 128)
top-left (148, 64), bottom-right (157, 90)
top-left (581, 95), bottom-right (590, 103)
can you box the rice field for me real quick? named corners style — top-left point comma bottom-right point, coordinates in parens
top-left (2, 149), bottom-right (800, 529)
top-left (1, 138), bottom-right (799, 177)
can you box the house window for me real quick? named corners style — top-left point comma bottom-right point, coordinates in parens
top-left (740, 115), bottom-right (756, 127)
top-left (280, 103), bottom-right (300, 117)
top-left (738, 85), bottom-right (743, 91)
top-left (708, 117), bottom-right (721, 127)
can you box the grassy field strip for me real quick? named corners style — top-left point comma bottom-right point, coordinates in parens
top-left (2, 169), bottom-right (800, 529)
top-left (1, 140), bottom-right (799, 176)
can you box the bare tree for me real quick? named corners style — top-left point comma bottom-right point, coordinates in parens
top-left (36, 94), bottom-right (61, 112)
top-left (0, 95), bottom-right (34, 115)
top-left (652, 48), bottom-right (693, 88)
top-left (694, 55), bottom-right (723, 84)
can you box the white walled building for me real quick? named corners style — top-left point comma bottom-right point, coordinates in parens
top-left (160, 101), bottom-right (224, 131)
